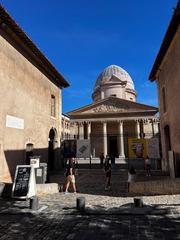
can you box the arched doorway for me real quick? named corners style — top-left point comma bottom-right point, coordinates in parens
top-left (48, 128), bottom-right (57, 171)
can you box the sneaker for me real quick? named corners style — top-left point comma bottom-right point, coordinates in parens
top-left (73, 192), bottom-right (77, 194)
top-left (64, 191), bottom-right (69, 194)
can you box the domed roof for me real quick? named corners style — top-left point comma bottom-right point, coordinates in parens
top-left (94, 65), bottom-right (135, 90)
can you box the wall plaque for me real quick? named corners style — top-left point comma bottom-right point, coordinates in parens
top-left (6, 115), bottom-right (24, 130)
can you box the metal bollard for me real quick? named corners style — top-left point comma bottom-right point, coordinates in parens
top-left (134, 197), bottom-right (143, 208)
top-left (76, 197), bottom-right (85, 211)
top-left (59, 185), bottom-right (64, 192)
top-left (30, 196), bottom-right (39, 210)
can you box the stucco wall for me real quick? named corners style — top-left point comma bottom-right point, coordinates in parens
top-left (130, 179), bottom-right (180, 195)
top-left (157, 26), bottom-right (180, 174)
top-left (0, 31), bottom-right (62, 181)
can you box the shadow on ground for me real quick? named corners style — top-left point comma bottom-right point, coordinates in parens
top-left (0, 198), bottom-right (179, 240)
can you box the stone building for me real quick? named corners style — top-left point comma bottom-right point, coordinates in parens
top-left (0, 6), bottom-right (69, 182)
top-left (149, 1), bottom-right (180, 177)
top-left (61, 114), bottom-right (71, 141)
top-left (68, 65), bottom-right (159, 160)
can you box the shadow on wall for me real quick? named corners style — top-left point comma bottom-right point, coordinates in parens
top-left (3, 147), bottom-right (63, 182)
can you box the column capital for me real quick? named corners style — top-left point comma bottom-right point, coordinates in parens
top-left (135, 119), bottom-right (141, 123)
top-left (117, 120), bottom-right (124, 124)
top-left (85, 121), bottom-right (91, 124)
top-left (142, 119), bottom-right (148, 124)
top-left (78, 122), bottom-right (84, 126)
top-left (101, 120), bottom-right (107, 124)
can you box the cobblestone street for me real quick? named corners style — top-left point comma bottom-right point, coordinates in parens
top-left (0, 169), bottom-right (180, 239)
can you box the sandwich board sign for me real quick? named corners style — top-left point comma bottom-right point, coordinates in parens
top-left (12, 165), bottom-right (36, 199)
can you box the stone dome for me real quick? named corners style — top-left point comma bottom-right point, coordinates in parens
top-left (92, 65), bottom-right (137, 102)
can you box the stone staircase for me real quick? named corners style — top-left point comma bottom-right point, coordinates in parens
top-left (75, 158), bottom-right (129, 170)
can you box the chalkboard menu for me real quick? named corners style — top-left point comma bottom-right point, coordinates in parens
top-left (12, 165), bottom-right (36, 199)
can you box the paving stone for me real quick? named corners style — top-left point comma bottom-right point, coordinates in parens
top-left (0, 169), bottom-right (180, 239)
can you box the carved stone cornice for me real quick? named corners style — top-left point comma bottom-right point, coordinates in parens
top-left (88, 102), bottom-right (129, 113)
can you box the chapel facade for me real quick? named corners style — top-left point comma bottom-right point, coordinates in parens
top-left (68, 65), bottom-right (159, 159)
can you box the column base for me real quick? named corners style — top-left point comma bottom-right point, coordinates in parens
top-left (115, 156), bottom-right (126, 165)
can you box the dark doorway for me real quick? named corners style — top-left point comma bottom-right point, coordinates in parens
top-left (48, 128), bottom-right (57, 171)
top-left (108, 136), bottom-right (118, 158)
top-left (164, 125), bottom-right (171, 152)
top-left (164, 125), bottom-right (173, 174)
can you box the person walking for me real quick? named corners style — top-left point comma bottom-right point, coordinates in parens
top-left (145, 156), bottom-right (151, 176)
top-left (127, 166), bottom-right (136, 192)
top-left (104, 160), bottom-right (111, 190)
top-left (99, 153), bottom-right (105, 168)
top-left (64, 157), bottom-right (76, 193)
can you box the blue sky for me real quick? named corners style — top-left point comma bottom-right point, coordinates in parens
top-left (1, 0), bottom-right (178, 113)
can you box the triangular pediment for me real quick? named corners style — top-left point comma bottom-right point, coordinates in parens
top-left (68, 97), bottom-right (158, 116)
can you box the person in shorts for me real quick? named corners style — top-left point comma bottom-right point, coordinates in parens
top-left (64, 158), bottom-right (76, 193)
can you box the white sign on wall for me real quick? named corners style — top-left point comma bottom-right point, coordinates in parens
top-left (30, 156), bottom-right (40, 168)
top-left (76, 140), bottom-right (90, 158)
top-left (6, 115), bottom-right (24, 130)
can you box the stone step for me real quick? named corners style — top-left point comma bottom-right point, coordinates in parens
top-left (76, 163), bottom-right (128, 170)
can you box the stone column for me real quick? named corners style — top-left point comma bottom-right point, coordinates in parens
top-left (79, 122), bottom-right (84, 140)
top-left (151, 119), bottom-right (155, 137)
top-left (118, 121), bottom-right (125, 158)
top-left (87, 122), bottom-right (91, 140)
top-left (103, 122), bottom-right (107, 156)
top-left (141, 119), bottom-right (146, 138)
top-left (136, 120), bottom-right (140, 139)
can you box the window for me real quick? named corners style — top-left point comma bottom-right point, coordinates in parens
top-left (110, 94), bottom-right (116, 97)
top-left (51, 95), bottom-right (55, 117)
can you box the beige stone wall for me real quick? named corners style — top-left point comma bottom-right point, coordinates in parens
top-left (157, 26), bottom-right (180, 173)
top-left (130, 179), bottom-right (180, 195)
top-left (61, 115), bottom-right (70, 140)
top-left (143, 120), bottom-right (159, 138)
top-left (0, 32), bottom-right (62, 181)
